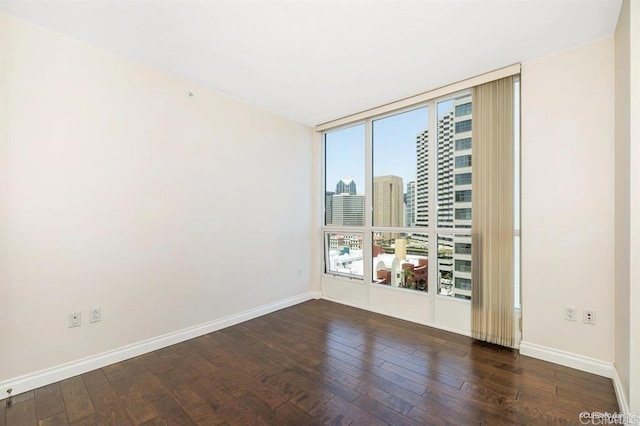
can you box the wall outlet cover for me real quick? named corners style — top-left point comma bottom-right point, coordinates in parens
top-left (68, 312), bottom-right (81, 328)
top-left (89, 307), bottom-right (102, 323)
top-left (564, 305), bottom-right (577, 321)
top-left (583, 309), bottom-right (596, 325)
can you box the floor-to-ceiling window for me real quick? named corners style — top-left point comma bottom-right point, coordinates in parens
top-left (320, 70), bottom-right (520, 335)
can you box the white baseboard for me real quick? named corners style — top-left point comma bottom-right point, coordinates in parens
top-left (519, 342), bottom-right (630, 414)
top-left (612, 365), bottom-right (630, 415)
top-left (320, 294), bottom-right (472, 338)
top-left (519, 341), bottom-right (613, 378)
top-left (0, 291), bottom-right (318, 400)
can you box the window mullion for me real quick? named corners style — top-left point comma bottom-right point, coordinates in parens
top-left (364, 119), bottom-right (373, 291)
top-left (427, 100), bottom-right (438, 320)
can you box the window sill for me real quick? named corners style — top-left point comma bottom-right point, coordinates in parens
top-left (370, 282), bottom-right (430, 297)
top-left (436, 294), bottom-right (471, 304)
top-left (322, 273), bottom-right (365, 284)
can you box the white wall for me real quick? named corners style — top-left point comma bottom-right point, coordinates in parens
top-left (629, 0), bottom-right (640, 410)
top-left (615, 0), bottom-right (631, 407)
top-left (0, 13), bottom-right (314, 383)
top-left (521, 37), bottom-right (615, 364)
top-left (614, 0), bottom-right (640, 412)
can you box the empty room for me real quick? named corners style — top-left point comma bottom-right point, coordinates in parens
top-left (0, 0), bottom-right (638, 424)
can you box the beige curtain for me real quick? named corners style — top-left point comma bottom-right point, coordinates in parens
top-left (471, 76), bottom-right (515, 347)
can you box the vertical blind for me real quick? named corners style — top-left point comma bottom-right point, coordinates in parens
top-left (471, 76), bottom-right (516, 347)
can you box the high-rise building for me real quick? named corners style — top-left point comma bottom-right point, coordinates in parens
top-left (405, 180), bottom-right (416, 227)
top-left (325, 191), bottom-right (335, 225)
top-left (335, 179), bottom-right (357, 195)
top-left (331, 194), bottom-right (364, 226)
top-left (373, 175), bottom-right (404, 227)
top-left (414, 94), bottom-right (473, 299)
top-left (416, 130), bottom-right (429, 228)
top-left (451, 94), bottom-right (473, 300)
top-left (437, 108), bottom-right (455, 228)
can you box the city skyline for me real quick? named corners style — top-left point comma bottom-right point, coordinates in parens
top-left (325, 94), bottom-right (474, 299)
top-left (324, 101), bottom-right (458, 197)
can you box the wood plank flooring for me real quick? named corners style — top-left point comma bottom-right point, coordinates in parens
top-left (2, 300), bottom-right (619, 425)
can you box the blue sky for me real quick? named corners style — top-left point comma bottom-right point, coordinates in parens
top-left (325, 108), bottom-right (427, 194)
top-left (325, 101), bottom-right (454, 194)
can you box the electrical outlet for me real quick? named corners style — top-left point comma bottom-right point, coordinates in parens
top-left (583, 309), bottom-right (596, 325)
top-left (89, 307), bottom-right (101, 323)
top-left (564, 305), bottom-right (577, 321)
top-left (69, 312), bottom-right (81, 328)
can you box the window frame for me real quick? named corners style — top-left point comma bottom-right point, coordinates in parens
top-left (320, 71), bottom-right (521, 310)
top-left (324, 230), bottom-right (366, 280)
top-left (322, 121), bottom-right (368, 281)
top-left (322, 90), bottom-right (475, 299)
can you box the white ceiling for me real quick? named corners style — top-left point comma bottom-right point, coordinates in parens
top-left (0, 0), bottom-right (622, 126)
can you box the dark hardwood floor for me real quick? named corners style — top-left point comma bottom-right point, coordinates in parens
top-left (2, 299), bottom-right (619, 425)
